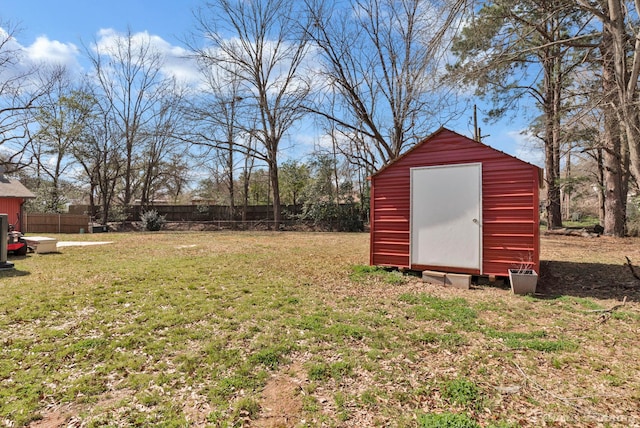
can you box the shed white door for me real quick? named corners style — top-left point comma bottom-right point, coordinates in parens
top-left (410, 163), bottom-right (482, 271)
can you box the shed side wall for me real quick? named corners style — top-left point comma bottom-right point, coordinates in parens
top-left (370, 129), bottom-right (540, 276)
top-left (0, 199), bottom-right (23, 228)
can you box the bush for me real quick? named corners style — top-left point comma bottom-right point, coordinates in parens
top-left (140, 210), bottom-right (166, 231)
top-left (302, 201), bottom-right (364, 232)
top-left (107, 204), bottom-right (130, 223)
top-left (337, 203), bottom-right (365, 232)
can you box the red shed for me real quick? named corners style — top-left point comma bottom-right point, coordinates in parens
top-left (0, 172), bottom-right (35, 231)
top-left (370, 127), bottom-right (542, 277)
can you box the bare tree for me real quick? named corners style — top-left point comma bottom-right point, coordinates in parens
top-left (160, 153), bottom-right (191, 204)
top-left (188, 65), bottom-right (247, 221)
top-left (138, 80), bottom-right (188, 207)
top-left (304, 0), bottom-right (467, 171)
top-left (86, 29), bottom-right (177, 209)
top-left (192, 0), bottom-right (313, 228)
top-left (29, 68), bottom-right (96, 212)
top-left (71, 84), bottom-right (124, 225)
top-left (240, 134), bottom-right (258, 222)
top-left (0, 21), bottom-right (59, 170)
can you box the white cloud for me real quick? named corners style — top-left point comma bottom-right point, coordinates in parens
top-left (92, 28), bottom-right (201, 85)
top-left (479, 126), bottom-right (544, 167)
top-left (509, 129), bottom-right (544, 167)
top-left (25, 36), bottom-right (81, 69)
top-left (163, 47), bottom-right (201, 85)
top-left (0, 27), bottom-right (83, 77)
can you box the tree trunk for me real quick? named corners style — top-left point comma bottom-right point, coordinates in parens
top-left (596, 148), bottom-right (606, 225)
top-left (242, 168), bottom-right (250, 223)
top-left (227, 141), bottom-right (235, 226)
top-left (100, 188), bottom-right (109, 225)
top-left (563, 142), bottom-right (572, 220)
top-left (541, 30), bottom-right (563, 230)
top-left (602, 123), bottom-right (626, 236)
top-left (606, 0), bottom-right (640, 184)
top-left (601, 24), bottom-right (627, 236)
top-left (543, 89), bottom-right (563, 229)
top-left (268, 159), bottom-right (281, 230)
top-left (88, 181), bottom-right (96, 220)
top-left (544, 154), bottom-right (563, 229)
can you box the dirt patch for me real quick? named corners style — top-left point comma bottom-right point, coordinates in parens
top-left (27, 404), bottom-right (80, 428)
top-left (251, 361), bottom-right (306, 428)
top-left (27, 389), bottom-right (138, 428)
top-left (28, 412), bottom-right (67, 428)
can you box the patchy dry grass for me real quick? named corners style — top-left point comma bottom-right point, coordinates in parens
top-left (0, 231), bottom-right (639, 427)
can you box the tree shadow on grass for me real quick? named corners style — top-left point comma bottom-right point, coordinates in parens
top-left (537, 260), bottom-right (640, 301)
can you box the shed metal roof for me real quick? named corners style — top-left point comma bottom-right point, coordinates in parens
top-left (371, 127), bottom-right (544, 187)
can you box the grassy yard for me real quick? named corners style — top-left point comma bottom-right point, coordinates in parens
top-left (1, 232), bottom-right (639, 427)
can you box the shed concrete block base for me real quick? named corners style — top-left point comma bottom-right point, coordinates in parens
top-left (445, 273), bottom-right (471, 290)
top-left (422, 270), bottom-right (446, 285)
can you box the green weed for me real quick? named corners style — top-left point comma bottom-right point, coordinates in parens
top-left (417, 412), bottom-right (480, 428)
top-left (441, 378), bottom-right (481, 408)
top-left (350, 265), bottom-right (406, 285)
top-left (249, 344), bottom-right (292, 369)
top-left (359, 389), bottom-right (379, 408)
top-left (325, 322), bottom-right (367, 341)
top-left (334, 391), bottom-right (350, 421)
top-left (399, 293), bottom-right (478, 330)
top-left (302, 395), bottom-right (320, 412)
top-left (409, 332), bottom-right (467, 349)
top-left (232, 396), bottom-right (260, 420)
top-left (603, 373), bottom-right (625, 387)
top-left (612, 311), bottom-right (640, 321)
top-left (555, 296), bottom-right (604, 311)
top-left (484, 329), bottom-right (577, 352)
top-left (308, 360), bottom-right (353, 381)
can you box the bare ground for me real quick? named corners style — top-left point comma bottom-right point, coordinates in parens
top-left (251, 362), bottom-right (306, 428)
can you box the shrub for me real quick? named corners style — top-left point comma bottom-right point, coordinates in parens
top-left (140, 210), bottom-right (166, 231)
top-left (302, 201), bottom-right (364, 232)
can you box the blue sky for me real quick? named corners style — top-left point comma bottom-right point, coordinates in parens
top-left (1, 0), bottom-right (198, 45)
top-left (0, 0), bottom-right (542, 166)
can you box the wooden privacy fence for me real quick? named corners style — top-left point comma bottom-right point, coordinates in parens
top-left (68, 204), bottom-right (304, 222)
top-left (24, 213), bottom-right (90, 234)
top-left (126, 204), bottom-right (303, 222)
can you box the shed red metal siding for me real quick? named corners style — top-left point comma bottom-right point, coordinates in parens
top-left (370, 128), bottom-right (540, 277)
top-left (0, 198), bottom-right (25, 229)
